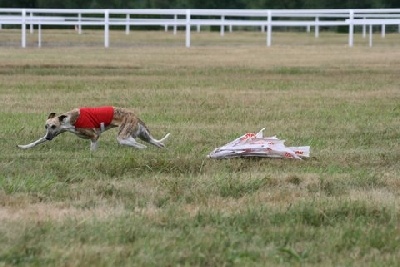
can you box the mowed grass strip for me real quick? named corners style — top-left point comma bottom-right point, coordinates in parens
top-left (0, 32), bottom-right (399, 266)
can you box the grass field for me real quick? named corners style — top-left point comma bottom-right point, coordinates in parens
top-left (0, 30), bottom-right (400, 266)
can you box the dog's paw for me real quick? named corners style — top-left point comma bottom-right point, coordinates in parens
top-left (159, 142), bottom-right (166, 148)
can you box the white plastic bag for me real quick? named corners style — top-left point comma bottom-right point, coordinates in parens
top-left (207, 128), bottom-right (310, 159)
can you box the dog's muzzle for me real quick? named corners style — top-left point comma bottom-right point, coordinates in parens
top-left (45, 133), bottom-right (55, 140)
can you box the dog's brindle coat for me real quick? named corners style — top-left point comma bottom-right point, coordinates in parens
top-left (18, 107), bottom-right (170, 151)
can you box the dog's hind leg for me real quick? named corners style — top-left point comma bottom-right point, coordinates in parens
top-left (117, 136), bottom-right (147, 149)
top-left (117, 121), bottom-right (147, 149)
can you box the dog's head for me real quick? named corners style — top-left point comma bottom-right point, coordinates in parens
top-left (44, 113), bottom-right (67, 140)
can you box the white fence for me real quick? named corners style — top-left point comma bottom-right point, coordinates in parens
top-left (1, 8), bottom-right (400, 48)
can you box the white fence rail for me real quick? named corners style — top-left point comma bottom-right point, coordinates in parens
top-left (1, 8), bottom-right (400, 48)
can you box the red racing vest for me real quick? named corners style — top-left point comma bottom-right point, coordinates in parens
top-left (74, 106), bottom-right (114, 129)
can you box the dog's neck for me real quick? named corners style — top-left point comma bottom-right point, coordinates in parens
top-left (60, 115), bottom-right (76, 133)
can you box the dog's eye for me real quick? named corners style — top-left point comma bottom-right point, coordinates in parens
top-left (50, 125), bottom-right (56, 129)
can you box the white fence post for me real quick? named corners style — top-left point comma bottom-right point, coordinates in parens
top-left (315, 16), bottom-right (319, 38)
top-left (266, 10), bottom-right (272, 47)
top-left (362, 17), bottom-right (366, 38)
top-left (38, 22), bottom-right (41, 48)
top-left (104, 9), bottom-right (109, 48)
top-left (185, 9), bottom-right (191, 48)
top-left (220, 15), bottom-right (225, 36)
top-left (381, 24), bottom-right (385, 38)
top-left (369, 24), bottom-right (373, 47)
top-left (21, 9), bottom-right (26, 48)
top-left (78, 13), bottom-right (82, 34)
top-left (125, 14), bottom-right (130, 35)
top-left (174, 14), bottom-right (177, 35)
top-left (348, 9), bottom-right (354, 47)
top-left (30, 12), bottom-right (34, 33)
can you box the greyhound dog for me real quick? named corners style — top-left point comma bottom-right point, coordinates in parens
top-left (17, 106), bottom-right (170, 151)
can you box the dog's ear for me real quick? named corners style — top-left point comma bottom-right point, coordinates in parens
top-left (48, 112), bottom-right (56, 119)
top-left (58, 115), bottom-right (67, 122)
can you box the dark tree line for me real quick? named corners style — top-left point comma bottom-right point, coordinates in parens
top-left (1, 0), bottom-right (399, 9)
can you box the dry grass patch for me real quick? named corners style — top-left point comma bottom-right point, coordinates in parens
top-left (0, 202), bottom-right (128, 223)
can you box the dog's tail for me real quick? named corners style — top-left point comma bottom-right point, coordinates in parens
top-left (137, 119), bottom-right (170, 147)
top-left (157, 133), bottom-right (170, 143)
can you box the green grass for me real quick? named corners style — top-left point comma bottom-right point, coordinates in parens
top-left (0, 31), bottom-right (400, 266)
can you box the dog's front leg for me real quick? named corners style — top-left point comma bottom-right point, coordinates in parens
top-left (90, 139), bottom-right (98, 151)
top-left (74, 129), bottom-right (100, 151)
top-left (18, 136), bottom-right (48, 149)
